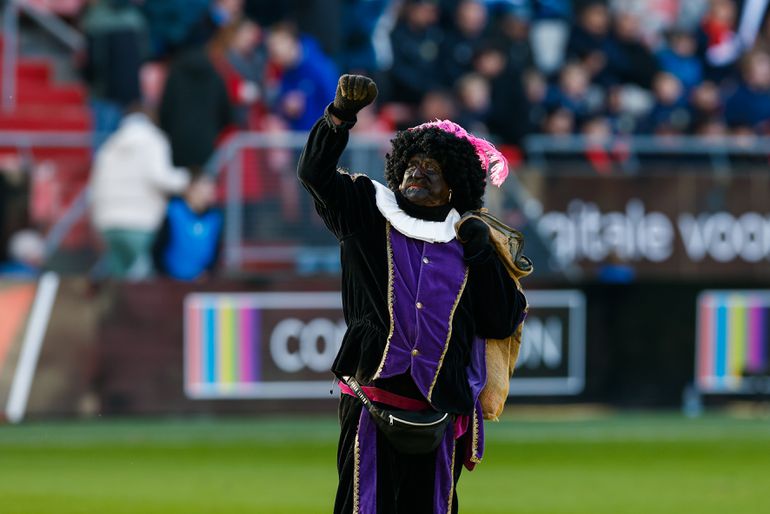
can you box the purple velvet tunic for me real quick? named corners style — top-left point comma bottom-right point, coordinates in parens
top-left (373, 227), bottom-right (467, 398)
top-left (353, 225), bottom-right (488, 514)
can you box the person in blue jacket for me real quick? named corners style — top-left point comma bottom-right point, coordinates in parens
top-left (267, 22), bottom-right (339, 131)
top-left (153, 174), bottom-right (223, 281)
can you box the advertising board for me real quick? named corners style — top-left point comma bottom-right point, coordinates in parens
top-left (696, 291), bottom-right (770, 393)
top-left (184, 290), bottom-right (586, 399)
top-left (530, 174), bottom-right (770, 278)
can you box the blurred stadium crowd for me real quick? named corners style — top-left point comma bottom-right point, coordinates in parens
top-left (77, 0), bottom-right (770, 143)
top-left (28, 0), bottom-right (770, 147)
top-left (2, 0), bottom-right (770, 279)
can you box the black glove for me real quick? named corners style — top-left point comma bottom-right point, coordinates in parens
top-left (329, 74), bottom-right (378, 122)
top-left (456, 217), bottom-right (490, 257)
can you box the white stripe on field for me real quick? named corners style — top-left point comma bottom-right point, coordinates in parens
top-left (5, 272), bottom-right (60, 424)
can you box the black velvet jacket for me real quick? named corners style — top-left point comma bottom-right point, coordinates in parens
top-left (297, 114), bottom-right (526, 414)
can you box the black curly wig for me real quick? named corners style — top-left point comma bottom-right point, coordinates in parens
top-left (384, 127), bottom-right (487, 214)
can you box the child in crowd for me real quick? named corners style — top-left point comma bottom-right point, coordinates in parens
top-left (153, 175), bottom-right (223, 281)
top-left (640, 71), bottom-right (690, 134)
top-left (724, 50), bottom-right (770, 131)
top-left (543, 106), bottom-right (575, 135)
top-left (523, 69), bottom-right (548, 132)
top-left (417, 89), bottom-right (457, 124)
top-left (455, 72), bottom-right (491, 133)
top-left (441, 0), bottom-right (489, 85)
top-left (567, 0), bottom-right (612, 84)
top-left (657, 28), bottom-right (703, 92)
top-left (689, 80), bottom-right (724, 127)
top-left (548, 61), bottom-right (603, 123)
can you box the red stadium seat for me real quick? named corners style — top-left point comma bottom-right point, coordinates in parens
top-left (0, 41), bottom-right (94, 249)
top-left (15, 60), bottom-right (53, 84)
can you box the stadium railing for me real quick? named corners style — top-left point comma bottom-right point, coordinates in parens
top-left (27, 132), bottom-right (770, 275)
top-left (2, 0), bottom-right (84, 112)
top-left (524, 134), bottom-right (770, 174)
top-left (205, 131), bottom-right (394, 274)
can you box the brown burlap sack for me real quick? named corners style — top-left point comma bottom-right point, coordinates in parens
top-left (456, 209), bottom-right (532, 421)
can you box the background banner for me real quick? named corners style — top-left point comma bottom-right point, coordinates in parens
top-left (527, 173), bottom-right (770, 278)
top-left (10, 278), bottom-right (765, 417)
top-left (183, 290), bottom-right (586, 400)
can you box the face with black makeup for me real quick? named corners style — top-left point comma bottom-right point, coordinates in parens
top-left (398, 153), bottom-right (451, 207)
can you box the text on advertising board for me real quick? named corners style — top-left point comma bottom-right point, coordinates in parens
top-left (184, 291), bottom-right (585, 399)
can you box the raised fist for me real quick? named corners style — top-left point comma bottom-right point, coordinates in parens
top-left (331, 74), bottom-right (378, 121)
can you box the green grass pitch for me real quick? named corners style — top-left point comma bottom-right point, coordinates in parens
top-left (1, 411), bottom-right (769, 513)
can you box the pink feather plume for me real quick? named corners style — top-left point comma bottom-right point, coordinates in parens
top-left (408, 119), bottom-right (510, 187)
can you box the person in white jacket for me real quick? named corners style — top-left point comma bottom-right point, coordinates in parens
top-left (90, 107), bottom-right (190, 279)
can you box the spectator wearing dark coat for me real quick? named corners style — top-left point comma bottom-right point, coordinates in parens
top-left (140, 0), bottom-right (210, 57)
top-left (0, 155), bottom-right (29, 264)
top-left (566, 1), bottom-right (614, 86)
top-left (185, 0), bottom-right (245, 50)
top-left (689, 80), bottom-right (724, 127)
top-left (81, 0), bottom-right (149, 148)
top-left (536, 0), bottom-right (571, 19)
top-left (605, 11), bottom-right (659, 89)
top-left (639, 72), bottom-right (690, 134)
top-left (546, 60), bottom-right (602, 125)
top-left (724, 51), bottom-right (770, 131)
top-left (440, 0), bottom-right (489, 86)
top-left (454, 72), bottom-right (491, 134)
top-left (387, 0), bottom-right (444, 104)
top-left (159, 46), bottom-right (234, 168)
top-left (492, 7), bottom-right (534, 73)
top-left (473, 43), bottom-right (530, 145)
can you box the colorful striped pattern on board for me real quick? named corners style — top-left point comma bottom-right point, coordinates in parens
top-left (185, 297), bottom-right (260, 395)
top-left (697, 292), bottom-right (769, 392)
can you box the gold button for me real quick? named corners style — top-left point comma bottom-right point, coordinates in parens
top-left (416, 301), bottom-right (423, 309)
top-left (411, 349), bottom-right (420, 357)
top-left (422, 257), bottom-right (430, 264)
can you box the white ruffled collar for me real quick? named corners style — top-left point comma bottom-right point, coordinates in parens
top-left (372, 181), bottom-right (460, 243)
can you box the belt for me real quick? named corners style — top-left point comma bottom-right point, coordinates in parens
top-left (338, 382), bottom-right (431, 411)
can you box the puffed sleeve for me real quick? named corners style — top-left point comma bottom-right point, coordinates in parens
top-left (297, 107), bottom-right (377, 240)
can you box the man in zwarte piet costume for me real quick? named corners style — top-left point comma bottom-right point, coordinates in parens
top-left (298, 74), bottom-right (527, 514)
